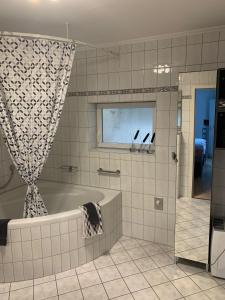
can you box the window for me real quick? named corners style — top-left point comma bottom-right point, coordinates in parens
top-left (97, 102), bottom-right (156, 149)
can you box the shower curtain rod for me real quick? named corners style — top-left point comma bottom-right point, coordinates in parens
top-left (0, 31), bottom-right (119, 56)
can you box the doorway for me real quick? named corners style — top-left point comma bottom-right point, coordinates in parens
top-left (193, 88), bottom-right (216, 200)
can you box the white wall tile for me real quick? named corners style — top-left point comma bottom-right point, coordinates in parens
top-left (202, 42), bottom-right (218, 64)
top-left (186, 44), bottom-right (202, 65)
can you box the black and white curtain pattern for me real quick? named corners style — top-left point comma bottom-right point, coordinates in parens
top-left (0, 35), bottom-right (75, 217)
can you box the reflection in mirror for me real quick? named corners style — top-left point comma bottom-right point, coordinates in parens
top-left (193, 88), bottom-right (216, 200)
top-left (175, 70), bottom-right (216, 266)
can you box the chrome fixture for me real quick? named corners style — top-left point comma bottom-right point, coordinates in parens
top-left (138, 133), bottom-right (150, 153)
top-left (130, 130), bottom-right (140, 152)
top-left (0, 164), bottom-right (15, 190)
top-left (97, 168), bottom-right (120, 176)
top-left (60, 165), bottom-right (78, 173)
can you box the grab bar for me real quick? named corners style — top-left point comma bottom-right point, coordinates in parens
top-left (59, 165), bottom-right (78, 172)
top-left (97, 168), bottom-right (120, 176)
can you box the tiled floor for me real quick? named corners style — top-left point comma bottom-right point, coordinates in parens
top-left (176, 197), bottom-right (210, 263)
top-left (1, 236), bottom-right (225, 300)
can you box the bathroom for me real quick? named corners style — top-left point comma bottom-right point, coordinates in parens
top-left (0, 0), bottom-right (225, 299)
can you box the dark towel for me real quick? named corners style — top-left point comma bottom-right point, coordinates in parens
top-left (83, 202), bottom-right (100, 226)
top-left (0, 219), bottom-right (11, 246)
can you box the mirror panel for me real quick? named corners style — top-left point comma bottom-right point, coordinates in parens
top-left (175, 70), bottom-right (217, 265)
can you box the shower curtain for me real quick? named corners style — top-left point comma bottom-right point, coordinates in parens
top-left (0, 35), bottom-right (75, 217)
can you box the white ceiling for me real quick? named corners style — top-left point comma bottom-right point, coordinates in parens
top-left (1, 0), bottom-right (225, 45)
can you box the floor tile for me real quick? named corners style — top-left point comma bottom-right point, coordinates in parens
top-left (159, 244), bottom-right (174, 253)
top-left (56, 269), bottom-right (76, 279)
top-left (9, 286), bottom-right (33, 300)
top-left (113, 295), bottom-right (133, 300)
top-left (98, 265), bottom-right (121, 282)
top-left (76, 262), bottom-right (96, 274)
top-left (104, 278), bottom-right (129, 299)
top-left (58, 290), bottom-right (83, 300)
top-left (132, 287), bottom-right (159, 300)
top-left (136, 239), bottom-right (153, 247)
top-left (109, 242), bottom-right (124, 254)
top-left (153, 282), bottom-right (182, 300)
top-left (34, 275), bottom-right (55, 285)
top-left (121, 239), bottom-right (139, 250)
top-left (185, 291), bottom-right (210, 300)
top-left (94, 254), bottom-right (114, 269)
top-left (82, 284), bottom-right (108, 300)
top-left (134, 257), bottom-right (157, 272)
top-left (151, 253), bottom-right (174, 267)
top-left (57, 275), bottom-right (80, 295)
top-left (123, 273), bottom-right (149, 293)
top-left (34, 281), bottom-right (57, 300)
top-left (111, 250), bottom-right (132, 265)
top-left (190, 273), bottom-right (218, 290)
top-left (204, 286), bottom-right (225, 300)
top-left (1, 293), bottom-right (9, 300)
top-left (142, 244), bottom-right (163, 256)
top-left (78, 270), bottom-right (101, 288)
top-left (0, 283), bottom-right (10, 293)
top-left (143, 269), bottom-right (169, 286)
top-left (117, 261), bottom-right (140, 277)
top-left (172, 277), bottom-right (200, 297)
top-left (10, 280), bottom-right (33, 291)
top-left (161, 264), bottom-right (186, 280)
top-left (127, 247), bottom-right (148, 260)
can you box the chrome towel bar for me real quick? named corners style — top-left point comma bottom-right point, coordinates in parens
top-left (97, 168), bottom-right (120, 176)
top-left (59, 165), bottom-right (78, 172)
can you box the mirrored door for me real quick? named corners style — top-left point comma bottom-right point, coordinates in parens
top-left (175, 70), bottom-right (217, 266)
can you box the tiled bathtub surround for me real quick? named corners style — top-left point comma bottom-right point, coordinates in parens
top-left (41, 27), bottom-right (225, 248)
top-left (0, 185), bottom-right (122, 282)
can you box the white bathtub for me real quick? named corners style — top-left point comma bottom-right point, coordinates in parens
top-left (0, 182), bottom-right (122, 282)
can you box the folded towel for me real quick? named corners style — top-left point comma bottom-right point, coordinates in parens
top-left (83, 202), bottom-right (100, 226)
top-left (0, 219), bottom-right (11, 246)
top-left (80, 202), bottom-right (103, 238)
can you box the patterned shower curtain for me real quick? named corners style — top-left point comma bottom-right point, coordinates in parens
top-left (0, 35), bottom-right (75, 217)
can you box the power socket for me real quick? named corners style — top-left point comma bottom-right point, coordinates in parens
top-left (154, 197), bottom-right (163, 210)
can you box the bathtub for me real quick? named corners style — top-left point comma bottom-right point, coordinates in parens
top-left (0, 182), bottom-right (122, 282)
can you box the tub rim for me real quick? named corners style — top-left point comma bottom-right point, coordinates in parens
top-left (4, 182), bottom-right (121, 229)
